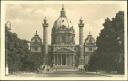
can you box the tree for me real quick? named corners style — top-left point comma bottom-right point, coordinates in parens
top-left (5, 25), bottom-right (30, 73)
top-left (88, 11), bottom-right (124, 74)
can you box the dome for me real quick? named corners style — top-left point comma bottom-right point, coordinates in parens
top-left (31, 31), bottom-right (42, 43)
top-left (51, 6), bottom-right (75, 45)
top-left (53, 6), bottom-right (73, 29)
top-left (85, 33), bottom-right (95, 45)
top-left (53, 17), bottom-right (73, 29)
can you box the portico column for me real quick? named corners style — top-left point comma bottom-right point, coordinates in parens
top-left (70, 54), bottom-right (72, 65)
top-left (72, 54), bottom-right (73, 65)
top-left (66, 55), bottom-right (68, 65)
top-left (57, 54), bottom-right (58, 65)
top-left (66, 54), bottom-right (67, 65)
top-left (55, 54), bottom-right (57, 65)
top-left (54, 55), bottom-right (55, 65)
top-left (65, 54), bottom-right (67, 65)
top-left (69, 54), bottom-right (70, 65)
top-left (61, 54), bottom-right (62, 65)
top-left (56, 54), bottom-right (57, 65)
top-left (69, 54), bottom-right (71, 65)
top-left (73, 55), bottom-right (75, 66)
top-left (58, 54), bottom-right (59, 65)
top-left (71, 54), bottom-right (73, 65)
top-left (68, 55), bottom-right (69, 65)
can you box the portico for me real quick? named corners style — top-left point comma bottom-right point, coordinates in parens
top-left (53, 53), bottom-right (75, 66)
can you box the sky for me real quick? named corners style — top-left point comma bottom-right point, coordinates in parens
top-left (5, 3), bottom-right (125, 44)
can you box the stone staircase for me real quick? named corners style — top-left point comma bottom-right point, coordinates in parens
top-left (52, 65), bottom-right (78, 71)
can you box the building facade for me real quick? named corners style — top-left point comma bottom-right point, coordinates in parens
top-left (30, 6), bottom-right (96, 70)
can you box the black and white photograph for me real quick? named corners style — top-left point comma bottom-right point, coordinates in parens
top-left (0, 0), bottom-right (127, 80)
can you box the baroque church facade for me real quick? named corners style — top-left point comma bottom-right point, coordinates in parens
top-left (30, 6), bottom-right (96, 70)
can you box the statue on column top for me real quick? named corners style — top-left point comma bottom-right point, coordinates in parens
top-left (44, 17), bottom-right (47, 24)
top-left (43, 17), bottom-right (48, 27)
top-left (79, 17), bottom-right (84, 24)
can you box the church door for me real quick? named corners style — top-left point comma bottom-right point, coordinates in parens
top-left (62, 54), bottom-right (66, 65)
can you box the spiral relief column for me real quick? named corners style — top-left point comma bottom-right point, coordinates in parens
top-left (42, 17), bottom-right (49, 70)
top-left (78, 17), bottom-right (85, 70)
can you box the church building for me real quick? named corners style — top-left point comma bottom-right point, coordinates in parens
top-left (30, 6), bottom-right (96, 71)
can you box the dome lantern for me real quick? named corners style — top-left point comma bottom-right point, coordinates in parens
top-left (60, 4), bottom-right (66, 17)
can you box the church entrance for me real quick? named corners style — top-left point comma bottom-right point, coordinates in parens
top-left (62, 54), bottom-right (66, 65)
top-left (53, 54), bottom-right (75, 66)
top-left (52, 53), bottom-right (76, 71)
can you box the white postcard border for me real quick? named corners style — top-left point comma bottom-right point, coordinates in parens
top-left (0, 1), bottom-right (127, 80)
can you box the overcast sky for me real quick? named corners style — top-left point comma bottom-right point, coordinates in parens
top-left (5, 4), bottom-right (125, 44)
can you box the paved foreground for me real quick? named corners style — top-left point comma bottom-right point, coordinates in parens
top-left (7, 71), bottom-right (123, 77)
